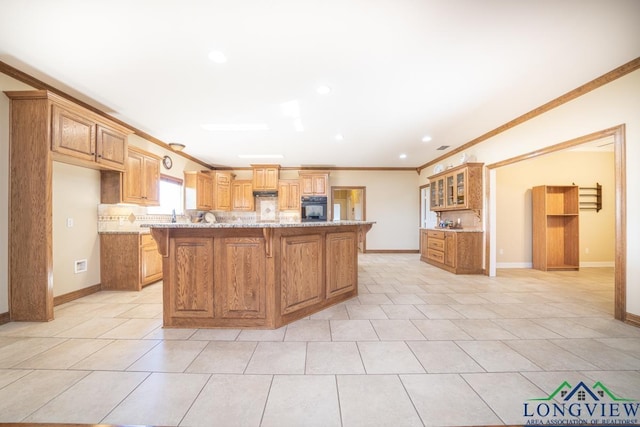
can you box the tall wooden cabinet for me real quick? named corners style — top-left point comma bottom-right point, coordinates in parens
top-left (5, 90), bottom-right (132, 321)
top-left (532, 185), bottom-right (579, 271)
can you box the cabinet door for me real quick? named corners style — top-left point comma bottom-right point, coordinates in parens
top-left (96, 124), bottom-right (127, 170)
top-left (123, 149), bottom-right (145, 204)
top-left (231, 180), bottom-right (253, 211)
top-left (280, 234), bottom-right (323, 314)
top-left (455, 170), bottom-right (467, 207)
top-left (197, 174), bottom-right (214, 210)
top-left (51, 104), bottom-right (96, 161)
top-left (300, 175), bottom-right (313, 195)
top-left (420, 230), bottom-right (429, 259)
top-left (278, 182), bottom-right (290, 210)
top-left (265, 168), bottom-right (279, 190)
top-left (140, 235), bottom-right (163, 285)
top-left (143, 155), bottom-right (160, 205)
top-left (217, 237), bottom-right (266, 319)
top-left (445, 174), bottom-right (455, 207)
top-left (326, 231), bottom-right (357, 298)
top-left (312, 175), bottom-right (327, 195)
top-left (444, 232), bottom-right (456, 268)
top-left (288, 182), bottom-right (300, 209)
top-left (215, 177), bottom-right (231, 211)
top-left (168, 237), bottom-right (214, 319)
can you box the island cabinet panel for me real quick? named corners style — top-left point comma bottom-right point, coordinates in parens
top-left (326, 231), bottom-right (357, 298)
top-left (169, 237), bottom-right (215, 319)
top-left (280, 234), bottom-right (323, 315)
top-left (216, 237), bottom-right (266, 319)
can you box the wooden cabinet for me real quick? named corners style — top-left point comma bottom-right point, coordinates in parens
top-left (213, 171), bottom-right (232, 211)
top-left (532, 185), bottom-right (579, 271)
top-left (420, 229), bottom-right (483, 274)
top-left (299, 172), bottom-right (329, 196)
top-left (184, 171), bottom-right (214, 210)
top-left (326, 231), bottom-right (358, 298)
top-left (278, 179), bottom-right (301, 211)
top-left (51, 103), bottom-right (129, 171)
top-left (5, 90), bottom-right (133, 321)
top-left (428, 163), bottom-right (483, 211)
top-left (100, 233), bottom-right (163, 291)
top-left (252, 164), bottom-right (279, 191)
top-left (232, 180), bottom-right (254, 211)
top-left (101, 146), bottom-right (161, 206)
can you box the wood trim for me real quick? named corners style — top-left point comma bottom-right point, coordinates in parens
top-left (625, 312), bottom-right (640, 328)
top-left (0, 60), bottom-right (212, 170)
top-left (614, 125), bottom-right (626, 321)
top-left (0, 312), bottom-right (9, 325)
top-left (419, 183), bottom-right (429, 228)
top-left (161, 174), bottom-right (183, 185)
top-left (365, 250), bottom-right (420, 254)
top-left (216, 166), bottom-right (419, 172)
top-left (53, 284), bottom-right (101, 306)
top-left (417, 56), bottom-right (640, 173)
top-left (485, 124), bottom-right (626, 321)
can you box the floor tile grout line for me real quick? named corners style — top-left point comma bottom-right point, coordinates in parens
top-left (258, 374), bottom-right (275, 427)
top-left (99, 371), bottom-right (153, 425)
top-left (176, 372), bottom-right (212, 426)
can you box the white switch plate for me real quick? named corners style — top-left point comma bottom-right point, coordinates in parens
top-left (66, 218), bottom-right (74, 228)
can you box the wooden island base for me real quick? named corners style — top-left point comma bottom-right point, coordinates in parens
top-left (149, 222), bottom-right (373, 329)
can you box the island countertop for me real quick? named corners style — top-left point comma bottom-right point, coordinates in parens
top-left (147, 220), bottom-right (374, 329)
top-left (142, 220), bottom-right (375, 229)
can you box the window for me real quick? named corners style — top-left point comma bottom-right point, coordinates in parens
top-left (147, 175), bottom-right (184, 215)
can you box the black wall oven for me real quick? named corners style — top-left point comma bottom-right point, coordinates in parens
top-left (301, 196), bottom-right (328, 222)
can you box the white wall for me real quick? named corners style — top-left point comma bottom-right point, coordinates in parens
top-left (330, 170), bottom-right (420, 251)
top-left (419, 69), bottom-right (640, 316)
top-left (52, 162), bottom-right (102, 296)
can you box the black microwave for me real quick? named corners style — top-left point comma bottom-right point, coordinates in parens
top-left (301, 196), bottom-right (327, 222)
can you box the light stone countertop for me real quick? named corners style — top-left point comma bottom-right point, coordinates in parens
top-left (421, 227), bottom-right (483, 233)
top-left (142, 220), bottom-right (376, 229)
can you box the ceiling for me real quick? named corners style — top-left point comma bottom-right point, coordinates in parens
top-left (1, 0), bottom-right (638, 168)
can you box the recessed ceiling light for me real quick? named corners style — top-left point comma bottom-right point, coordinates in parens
top-left (335, 134), bottom-right (344, 141)
top-left (399, 153), bottom-right (407, 159)
top-left (208, 50), bottom-right (227, 63)
top-left (316, 85), bottom-right (331, 95)
top-left (421, 135), bottom-right (432, 142)
top-left (238, 154), bottom-right (284, 159)
top-left (202, 123), bottom-right (269, 131)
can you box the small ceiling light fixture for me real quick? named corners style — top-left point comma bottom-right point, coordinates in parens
top-left (316, 85), bottom-right (331, 95)
top-left (168, 143), bottom-right (186, 152)
top-left (334, 133), bottom-right (344, 141)
top-left (399, 153), bottom-right (407, 159)
top-left (421, 135), bottom-right (432, 142)
top-left (208, 50), bottom-right (227, 64)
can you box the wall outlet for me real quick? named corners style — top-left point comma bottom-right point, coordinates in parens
top-left (66, 217), bottom-right (74, 228)
top-left (499, 248), bottom-right (504, 255)
top-left (585, 247), bottom-right (590, 254)
top-left (74, 259), bottom-right (87, 273)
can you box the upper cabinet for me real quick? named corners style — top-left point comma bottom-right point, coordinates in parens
top-left (213, 171), bottom-right (232, 211)
top-left (184, 171), bottom-right (214, 210)
top-left (232, 179), bottom-right (254, 211)
top-left (252, 164), bottom-right (279, 191)
top-left (278, 179), bottom-right (300, 211)
top-left (101, 146), bottom-right (161, 206)
top-left (428, 163), bottom-right (483, 211)
top-left (299, 172), bottom-right (329, 196)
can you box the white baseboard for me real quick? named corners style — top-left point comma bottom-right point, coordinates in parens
top-left (496, 262), bottom-right (533, 269)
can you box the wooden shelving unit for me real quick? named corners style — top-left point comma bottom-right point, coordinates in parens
top-left (532, 185), bottom-right (579, 271)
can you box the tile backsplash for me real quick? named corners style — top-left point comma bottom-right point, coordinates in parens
top-left (98, 203), bottom-right (302, 232)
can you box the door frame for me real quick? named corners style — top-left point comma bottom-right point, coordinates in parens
top-left (485, 124), bottom-right (626, 321)
top-left (331, 186), bottom-right (367, 252)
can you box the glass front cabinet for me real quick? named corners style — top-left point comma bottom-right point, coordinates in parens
top-left (428, 163), bottom-right (483, 212)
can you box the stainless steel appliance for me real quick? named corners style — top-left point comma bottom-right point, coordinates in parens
top-left (301, 196), bottom-right (327, 222)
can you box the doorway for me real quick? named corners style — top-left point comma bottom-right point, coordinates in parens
top-left (486, 125), bottom-right (626, 321)
top-left (331, 186), bottom-right (366, 252)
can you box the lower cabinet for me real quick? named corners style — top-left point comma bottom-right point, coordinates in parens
top-left (100, 233), bottom-right (163, 291)
top-left (420, 229), bottom-right (483, 274)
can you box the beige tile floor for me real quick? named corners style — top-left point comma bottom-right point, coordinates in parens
top-left (0, 253), bottom-right (639, 426)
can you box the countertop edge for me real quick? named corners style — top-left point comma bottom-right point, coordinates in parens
top-left (142, 221), bottom-right (376, 229)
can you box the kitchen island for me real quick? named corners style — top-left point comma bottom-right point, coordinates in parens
top-left (145, 221), bottom-right (374, 329)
